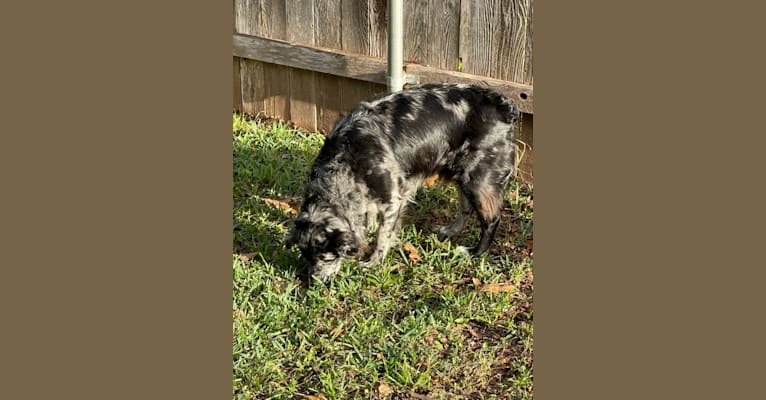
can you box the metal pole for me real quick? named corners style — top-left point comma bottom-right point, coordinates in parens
top-left (387, 0), bottom-right (404, 92)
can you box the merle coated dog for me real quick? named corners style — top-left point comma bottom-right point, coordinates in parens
top-left (286, 83), bottom-right (520, 282)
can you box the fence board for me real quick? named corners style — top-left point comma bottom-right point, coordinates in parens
top-left (234, 0), bottom-right (262, 36)
top-left (404, 0), bottom-right (428, 64)
top-left (428, 0), bottom-right (461, 70)
top-left (233, 57), bottom-right (243, 111)
top-left (341, 0), bottom-right (369, 54)
top-left (240, 59), bottom-right (265, 116)
top-left (286, 0), bottom-right (317, 130)
top-left (491, 0), bottom-right (529, 82)
top-left (314, 0), bottom-right (342, 48)
top-left (233, 34), bottom-right (388, 84)
top-left (314, 0), bottom-right (343, 132)
top-left (368, 0), bottom-right (388, 59)
top-left (516, 113), bottom-right (533, 183)
top-left (525, 0), bottom-right (533, 85)
top-left (462, 0), bottom-right (493, 76)
top-left (316, 74), bottom-right (342, 134)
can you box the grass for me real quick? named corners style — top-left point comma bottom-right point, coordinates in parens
top-left (233, 113), bottom-right (534, 399)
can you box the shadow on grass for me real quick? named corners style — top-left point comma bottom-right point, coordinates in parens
top-left (232, 124), bottom-right (320, 277)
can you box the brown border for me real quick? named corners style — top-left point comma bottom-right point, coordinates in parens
top-left (4, 1), bottom-right (766, 399)
top-left (1, 1), bottom-right (231, 399)
top-left (536, 1), bottom-right (766, 399)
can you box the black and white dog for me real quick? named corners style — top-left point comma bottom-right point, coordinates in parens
top-left (287, 83), bottom-right (520, 282)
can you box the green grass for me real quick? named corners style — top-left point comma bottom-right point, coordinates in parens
top-left (233, 113), bottom-right (534, 399)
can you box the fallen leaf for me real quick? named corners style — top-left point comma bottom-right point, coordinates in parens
top-left (258, 196), bottom-right (298, 215)
top-left (377, 381), bottom-right (393, 397)
top-left (238, 252), bottom-right (258, 260)
top-left (472, 277), bottom-right (482, 286)
top-left (296, 394), bottom-right (327, 400)
top-left (423, 175), bottom-right (439, 187)
top-left (403, 242), bottom-right (421, 263)
top-left (479, 283), bottom-right (517, 294)
top-left (330, 327), bottom-right (344, 337)
top-left (525, 239), bottom-right (533, 252)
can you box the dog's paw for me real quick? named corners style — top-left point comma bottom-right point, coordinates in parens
top-left (434, 225), bottom-right (453, 239)
top-left (456, 245), bottom-right (474, 256)
top-left (359, 253), bottom-right (384, 270)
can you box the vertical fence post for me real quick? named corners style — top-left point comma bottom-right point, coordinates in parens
top-left (387, 0), bottom-right (404, 92)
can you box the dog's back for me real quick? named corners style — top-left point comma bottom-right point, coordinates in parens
top-left (323, 83), bottom-right (519, 184)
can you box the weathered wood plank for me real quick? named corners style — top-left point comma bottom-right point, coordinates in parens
top-left (233, 57), bottom-right (243, 112)
top-left (491, 0), bottom-right (530, 82)
top-left (525, 0), bottom-right (533, 85)
top-left (404, 0), bottom-right (428, 64)
top-left (262, 63), bottom-right (290, 120)
top-left (340, 0), bottom-right (369, 54)
top-left (239, 59), bottom-right (266, 116)
top-left (314, 0), bottom-right (343, 133)
top-left (515, 112), bottom-right (533, 184)
top-left (316, 73), bottom-right (342, 134)
top-left (463, 0), bottom-right (492, 76)
top-left (404, 63), bottom-right (533, 113)
top-left (233, 33), bottom-right (388, 84)
top-left (234, 0), bottom-right (262, 35)
top-left (233, 33), bottom-right (534, 113)
top-left (286, 0), bottom-right (317, 130)
top-left (428, 0), bottom-right (461, 70)
top-left (368, 0), bottom-right (388, 59)
top-left (458, 0), bottom-right (472, 72)
top-left (259, 0), bottom-right (287, 40)
top-left (314, 0), bottom-right (342, 48)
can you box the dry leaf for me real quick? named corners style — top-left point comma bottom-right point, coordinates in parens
top-left (330, 327), bottom-right (344, 337)
top-left (472, 277), bottom-right (482, 286)
top-left (403, 242), bottom-right (420, 263)
top-left (238, 252), bottom-right (258, 260)
top-left (296, 394), bottom-right (327, 400)
top-left (423, 175), bottom-right (439, 187)
top-left (259, 196), bottom-right (298, 215)
top-left (479, 283), bottom-right (517, 294)
top-left (377, 381), bottom-right (393, 397)
top-left (525, 239), bottom-right (533, 252)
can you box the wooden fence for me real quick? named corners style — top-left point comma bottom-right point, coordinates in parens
top-left (233, 0), bottom-right (534, 182)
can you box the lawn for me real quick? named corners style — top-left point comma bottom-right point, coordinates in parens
top-left (233, 113), bottom-right (534, 399)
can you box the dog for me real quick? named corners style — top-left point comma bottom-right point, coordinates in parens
top-left (286, 83), bottom-right (520, 282)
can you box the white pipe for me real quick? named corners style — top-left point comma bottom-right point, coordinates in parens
top-left (387, 0), bottom-right (404, 92)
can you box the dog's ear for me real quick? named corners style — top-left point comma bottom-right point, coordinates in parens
top-left (285, 211), bottom-right (310, 248)
top-left (329, 229), bottom-right (358, 257)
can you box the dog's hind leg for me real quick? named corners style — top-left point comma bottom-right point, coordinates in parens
top-left (461, 185), bottom-right (505, 256)
top-left (436, 191), bottom-right (473, 239)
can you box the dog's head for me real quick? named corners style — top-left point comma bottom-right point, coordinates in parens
top-left (286, 209), bottom-right (359, 283)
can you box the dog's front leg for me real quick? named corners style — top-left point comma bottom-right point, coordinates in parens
top-left (361, 203), bottom-right (403, 267)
